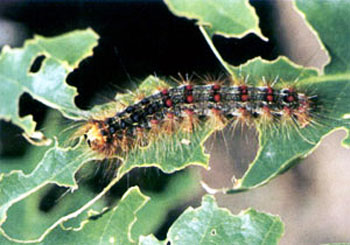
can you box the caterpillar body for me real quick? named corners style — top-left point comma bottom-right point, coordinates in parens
top-left (80, 78), bottom-right (318, 157)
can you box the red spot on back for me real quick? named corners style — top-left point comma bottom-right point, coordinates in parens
top-left (287, 95), bottom-right (295, 102)
top-left (161, 89), bottom-right (168, 95)
top-left (267, 87), bottom-right (273, 94)
top-left (240, 85), bottom-right (248, 94)
top-left (186, 95), bottom-right (194, 103)
top-left (185, 84), bottom-right (193, 90)
top-left (212, 84), bottom-right (221, 91)
top-left (267, 95), bottom-right (274, 102)
top-left (165, 99), bottom-right (173, 107)
top-left (213, 93), bottom-right (221, 102)
top-left (241, 94), bottom-right (249, 101)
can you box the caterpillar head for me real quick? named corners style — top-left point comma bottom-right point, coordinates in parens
top-left (84, 122), bottom-right (105, 150)
top-left (81, 120), bottom-right (117, 156)
top-left (82, 119), bottom-right (131, 156)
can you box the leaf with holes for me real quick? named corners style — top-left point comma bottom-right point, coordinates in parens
top-left (1, 179), bottom-right (107, 242)
top-left (0, 29), bottom-right (98, 136)
top-left (164, 0), bottom-right (266, 40)
top-left (140, 195), bottom-right (284, 245)
top-left (130, 170), bottom-right (201, 241)
top-left (0, 140), bottom-right (97, 237)
top-left (295, 0), bottom-right (350, 74)
top-left (35, 187), bottom-right (148, 245)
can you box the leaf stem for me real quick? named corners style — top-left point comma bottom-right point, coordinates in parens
top-left (199, 25), bottom-right (236, 80)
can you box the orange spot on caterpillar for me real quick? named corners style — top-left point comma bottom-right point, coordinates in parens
top-left (287, 95), bottom-right (295, 102)
top-left (185, 84), bottom-right (193, 90)
top-left (241, 94), bottom-right (249, 102)
top-left (186, 95), bottom-right (194, 103)
top-left (213, 94), bottom-right (221, 102)
top-left (240, 85), bottom-right (247, 90)
top-left (212, 84), bottom-right (220, 91)
top-left (161, 89), bottom-right (168, 95)
top-left (266, 95), bottom-right (274, 102)
top-left (165, 98), bottom-right (173, 107)
top-left (267, 87), bottom-right (273, 94)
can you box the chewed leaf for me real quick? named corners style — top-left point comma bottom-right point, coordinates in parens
top-left (118, 125), bottom-right (211, 176)
top-left (0, 29), bottom-right (98, 135)
top-left (0, 75), bottom-right (211, 242)
top-left (164, 0), bottom-right (267, 40)
top-left (1, 180), bottom-right (107, 241)
top-left (229, 56), bottom-right (319, 81)
top-left (140, 236), bottom-right (164, 245)
top-left (227, 57), bottom-right (350, 191)
top-left (140, 195), bottom-right (284, 245)
top-left (0, 141), bottom-right (96, 229)
top-left (131, 170), bottom-right (200, 241)
top-left (295, 0), bottom-right (350, 73)
top-left (34, 187), bottom-right (148, 245)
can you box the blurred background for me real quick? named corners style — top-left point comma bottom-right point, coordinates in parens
top-left (0, 0), bottom-right (349, 244)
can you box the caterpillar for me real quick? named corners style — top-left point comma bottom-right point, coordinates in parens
top-left (77, 76), bottom-right (318, 158)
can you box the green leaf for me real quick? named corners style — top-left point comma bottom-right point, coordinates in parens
top-left (119, 127), bottom-right (211, 175)
top-left (226, 57), bottom-right (350, 191)
top-left (0, 141), bottom-right (96, 229)
top-left (131, 170), bottom-right (201, 241)
top-left (0, 29), bottom-right (98, 135)
top-left (140, 195), bottom-right (284, 245)
top-left (1, 180), bottom-right (107, 241)
top-left (0, 75), bottom-right (210, 242)
top-left (0, 234), bottom-right (16, 245)
top-left (295, 0), bottom-right (350, 73)
top-left (139, 235), bottom-right (164, 245)
top-left (164, 0), bottom-right (266, 40)
top-left (0, 112), bottom-right (106, 242)
top-left (0, 110), bottom-right (61, 174)
top-left (37, 187), bottom-right (148, 245)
